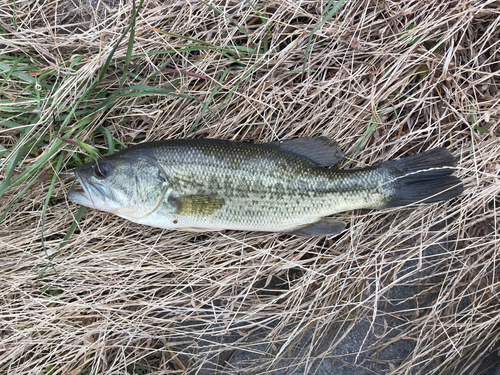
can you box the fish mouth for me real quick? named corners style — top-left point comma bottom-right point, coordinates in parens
top-left (68, 170), bottom-right (107, 208)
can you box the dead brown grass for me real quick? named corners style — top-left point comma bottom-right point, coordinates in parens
top-left (1, 0), bottom-right (499, 374)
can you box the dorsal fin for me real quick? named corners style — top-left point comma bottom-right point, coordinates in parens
top-left (262, 137), bottom-right (344, 166)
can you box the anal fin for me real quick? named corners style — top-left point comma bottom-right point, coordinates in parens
top-left (288, 217), bottom-right (346, 236)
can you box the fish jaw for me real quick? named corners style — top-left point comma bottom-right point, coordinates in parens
top-left (68, 169), bottom-right (151, 218)
top-left (67, 185), bottom-right (93, 208)
top-left (68, 171), bottom-right (106, 210)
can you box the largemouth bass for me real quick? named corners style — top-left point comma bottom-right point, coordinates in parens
top-left (68, 137), bottom-right (463, 236)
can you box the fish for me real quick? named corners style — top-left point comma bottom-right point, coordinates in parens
top-left (67, 137), bottom-right (463, 236)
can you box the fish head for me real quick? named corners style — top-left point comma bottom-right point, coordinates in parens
top-left (68, 155), bottom-right (136, 214)
top-left (68, 153), bottom-right (170, 219)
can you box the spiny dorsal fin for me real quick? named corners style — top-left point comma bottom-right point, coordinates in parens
top-left (288, 217), bottom-right (346, 236)
top-left (263, 137), bottom-right (344, 166)
top-left (168, 195), bottom-right (225, 216)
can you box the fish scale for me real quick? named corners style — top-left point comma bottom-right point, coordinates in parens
top-left (150, 144), bottom-right (353, 229)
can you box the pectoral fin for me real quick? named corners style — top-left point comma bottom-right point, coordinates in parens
top-left (288, 217), bottom-right (346, 236)
top-left (168, 195), bottom-right (225, 216)
top-left (263, 137), bottom-right (345, 166)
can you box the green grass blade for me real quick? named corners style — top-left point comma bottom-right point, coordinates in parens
top-left (152, 31), bottom-right (245, 62)
top-left (94, 82), bottom-right (200, 112)
top-left (134, 45), bottom-right (246, 67)
top-left (76, 140), bottom-right (98, 158)
top-left (39, 152), bottom-right (64, 278)
top-left (99, 0), bottom-right (144, 82)
top-left (0, 138), bottom-right (67, 197)
top-left (0, 119), bottom-right (30, 130)
top-left (59, 205), bottom-right (87, 249)
top-left (343, 104), bottom-right (380, 166)
top-left (152, 30), bottom-right (232, 52)
top-left (12, 0), bottom-right (17, 30)
top-left (123, 84), bottom-right (177, 94)
top-left (190, 67), bottom-right (235, 133)
top-left (245, 0), bottom-right (272, 36)
top-left (303, 0), bottom-right (347, 73)
top-left (0, 171), bottom-right (41, 223)
top-left (0, 56), bottom-right (21, 88)
top-left (39, 205), bottom-right (87, 278)
top-left (40, 152), bottom-right (64, 244)
top-left (121, 0), bottom-right (138, 88)
top-left (0, 140), bottom-right (28, 197)
top-left (97, 127), bottom-right (116, 155)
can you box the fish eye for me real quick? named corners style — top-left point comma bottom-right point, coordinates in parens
top-left (94, 162), bottom-right (110, 179)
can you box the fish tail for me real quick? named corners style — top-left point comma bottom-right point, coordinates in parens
top-left (378, 148), bottom-right (463, 208)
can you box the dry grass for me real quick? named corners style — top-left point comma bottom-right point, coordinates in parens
top-left (1, 0), bottom-right (499, 374)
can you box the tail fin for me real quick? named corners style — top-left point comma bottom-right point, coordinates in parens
top-left (379, 148), bottom-right (463, 208)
